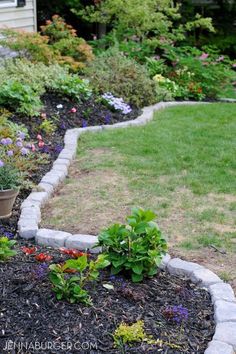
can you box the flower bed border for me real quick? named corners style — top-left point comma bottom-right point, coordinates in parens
top-left (18, 101), bottom-right (236, 353)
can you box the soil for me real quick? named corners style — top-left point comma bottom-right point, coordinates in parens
top-left (0, 92), bottom-right (140, 238)
top-left (0, 241), bottom-right (215, 354)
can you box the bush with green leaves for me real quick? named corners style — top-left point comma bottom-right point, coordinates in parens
top-left (85, 49), bottom-right (157, 108)
top-left (49, 254), bottom-right (110, 305)
top-left (0, 80), bottom-right (42, 116)
top-left (97, 208), bottom-right (167, 282)
top-left (0, 237), bottom-right (17, 261)
top-left (0, 164), bottom-right (22, 191)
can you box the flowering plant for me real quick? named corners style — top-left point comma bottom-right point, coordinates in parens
top-left (102, 93), bottom-right (132, 115)
top-left (35, 253), bottom-right (53, 262)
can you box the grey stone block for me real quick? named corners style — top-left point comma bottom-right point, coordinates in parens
top-left (191, 268), bottom-right (223, 287)
top-left (20, 199), bottom-right (40, 210)
top-left (25, 192), bottom-right (49, 206)
top-left (159, 254), bottom-right (171, 270)
top-left (213, 322), bottom-right (236, 349)
top-left (82, 126), bottom-right (102, 133)
top-left (37, 182), bottom-right (54, 195)
top-left (204, 340), bottom-right (234, 354)
top-left (19, 206), bottom-right (41, 223)
top-left (50, 167), bottom-right (68, 181)
top-left (41, 172), bottom-right (61, 188)
top-left (36, 229), bottom-right (71, 248)
top-left (214, 300), bottom-right (236, 323)
top-left (19, 224), bottom-right (38, 239)
top-left (209, 283), bottom-right (236, 303)
top-left (167, 258), bottom-right (203, 276)
top-left (58, 149), bottom-right (75, 160)
top-left (53, 158), bottom-right (71, 168)
top-left (65, 234), bottom-right (101, 253)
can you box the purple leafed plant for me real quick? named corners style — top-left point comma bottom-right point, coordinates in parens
top-left (163, 304), bottom-right (189, 324)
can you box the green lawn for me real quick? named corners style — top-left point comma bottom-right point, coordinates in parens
top-left (42, 103), bottom-right (236, 289)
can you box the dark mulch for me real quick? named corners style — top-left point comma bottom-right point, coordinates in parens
top-left (0, 242), bottom-right (215, 354)
top-left (0, 93), bottom-right (140, 237)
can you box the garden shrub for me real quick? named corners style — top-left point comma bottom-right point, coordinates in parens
top-left (0, 29), bottom-right (56, 64)
top-left (40, 15), bottom-right (94, 71)
top-left (85, 49), bottom-right (157, 108)
top-left (97, 208), bottom-right (167, 282)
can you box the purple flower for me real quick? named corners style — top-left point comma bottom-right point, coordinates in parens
top-left (41, 145), bottom-right (50, 154)
top-left (7, 150), bottom-right (14, 157)
top-left (21, 147), bottom-right (29, 155)
top-left (60, 122), bottom-right (67, 130)
top-left (54, 145), bottom-right (63, 153)
top-left (104, 114), bottom-right (111, 125)
top-left (102, 93), bottom-right (132, 115)
top-left (18, 131), bottom-right (26, 140)
top-left (1, 138), bottom-right (7, 145)
top-left (82, 119), bottom-right (88, 128)
top-left (16, 140), bottom-right (23, 148)
top-left (0, 160), bottom-right (4, 167)
top-left (5, 138), bottom-right (12, 145)
top-left (32, 263), bottom-right (48, 280)
top-left (163, 304), bottom-right (189, 324)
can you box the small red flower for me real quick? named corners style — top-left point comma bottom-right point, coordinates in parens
top-left (59, 247), bottom-right (85, 258)
top-left (21, 246), bottom-right (36, 255)
top-left (70, 107), bottom-right (77, 113)
top-left (35, 253), bottom-right (52, 262)
top-left (31, 144), bottom-right (36, 152)
top-left (38, 141), bottom-right (45, 148)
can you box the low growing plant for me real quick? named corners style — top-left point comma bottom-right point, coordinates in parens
top-left (49, 254), bottom-right (110, 304)
top-left (0, 164), bottom-right (22, 191)
top-left (0, 236), bottom-right (17, 261)
top-left (97, 208), bottom-right (167, 282)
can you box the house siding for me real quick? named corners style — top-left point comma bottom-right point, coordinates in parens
top-left (0, 0), bottom-right (36, 32)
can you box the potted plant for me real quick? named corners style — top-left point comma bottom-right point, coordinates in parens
top-left (0, 162), bottom-right (22, 219)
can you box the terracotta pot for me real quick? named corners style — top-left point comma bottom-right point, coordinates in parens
top-left (0, 189), bottom-right (19, 219)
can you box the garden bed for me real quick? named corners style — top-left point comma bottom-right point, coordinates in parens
top-left (0, 241), bottom-right (214, 354)
top-left (0, 92), bottom-right (139, 238)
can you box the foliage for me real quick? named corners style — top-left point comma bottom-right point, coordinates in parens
top-left (0, 80), bottom-right (42, 116)
top-left (40, 14), bottom-right (77, 44)
top-left (39, 119), bottom-right (57, 135)
top-left (0, 164), bottom-right (22, 190)
top-left (113, 320), bottom-right (149, 347)
top-left (0, 237), bottom-right (17, 261)
top-left (48, 73), bottom-right (92, 101)
top-left (0, 29), bottom-right (56, 64)
top-left (85, 49), bottom-right (157, 107)
top-left (97, 208), bottom-right (167, 282)
top-left (49, 254), bottom-right (110, 304)
top-left (41, 15), bottom-right (94, 72)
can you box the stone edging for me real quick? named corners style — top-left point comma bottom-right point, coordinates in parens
top-left (18, 101), bottom-right (236, 353)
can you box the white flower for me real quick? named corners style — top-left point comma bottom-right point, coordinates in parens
top-left (56, 104), bottom-right (63, 109)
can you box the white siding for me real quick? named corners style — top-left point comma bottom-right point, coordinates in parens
top-left (0, 0), bottom-right (36, 32)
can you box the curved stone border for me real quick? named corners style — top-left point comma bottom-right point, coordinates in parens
top-left (17, 100), bottom-right (236, 353)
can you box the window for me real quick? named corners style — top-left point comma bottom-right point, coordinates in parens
top-left (0, 0), bottom-right (17, 8)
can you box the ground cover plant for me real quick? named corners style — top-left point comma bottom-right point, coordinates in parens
top-left (42, 103), bottom-right (236, 291)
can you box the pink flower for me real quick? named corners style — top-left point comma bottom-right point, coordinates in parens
top-left (70, 107), bottom-right (77, 113)
top-left (199, 53), bottom-right (209, 60)
top-left (31, 144), bottom-right (36, 152)
top-left (232, 63), bottom-right (236, 68)
top-left (38, 141), bottom-right (45, 148)
top-left (37, 134), bottom-right (43, 141)
top-left (41, 113), bottom-right (47, 119)
top-left (216, 55), bottom-right (224, 62)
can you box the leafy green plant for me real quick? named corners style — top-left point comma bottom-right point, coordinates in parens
top-left (113, 320), bottom-right (150, 348)
top-left (0, 80), bottom-right (42, 116)
top-left (49, 254), bottom-right (110, 304)
top-left (85, 48), bottom-right (157, 107)
top-left (97, 208), bottom-right (167, 282)
top-left (0, 164), bottom-right (22, 191)
top-left (39, 119), bottom-right (57, 135)
top-left (0, 237), bottom-right (17, 261)
top-left (48, 73), bottom-right (92, 101)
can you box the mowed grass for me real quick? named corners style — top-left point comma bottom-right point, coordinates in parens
top-left (42, 103), bottom-right (236, 289)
